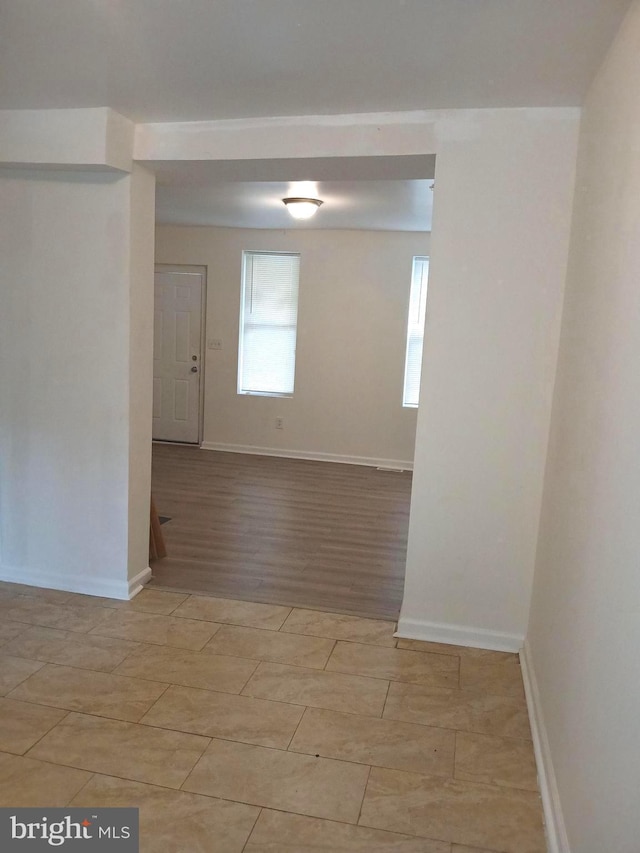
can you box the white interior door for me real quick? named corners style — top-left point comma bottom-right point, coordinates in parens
top-left (153, 268), bottom-right (204, 443)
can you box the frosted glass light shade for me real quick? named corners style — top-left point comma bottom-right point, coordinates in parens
top-left (282, 197), bottom-right (323, 219)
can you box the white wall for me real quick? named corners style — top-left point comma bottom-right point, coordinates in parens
top-left (526, 3), bottom-right (640, 850)
top-left (398, 110), bottom-right (580, 650)
top-left (155, 226), bottom-right (428, 467)
top-left (0, 166), bottom-right (155, 598)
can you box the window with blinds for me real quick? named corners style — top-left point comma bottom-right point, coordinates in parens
top-left (403, 256), bottom-right (429, 408)
top-left (238, 251), bottom-right (300, 396)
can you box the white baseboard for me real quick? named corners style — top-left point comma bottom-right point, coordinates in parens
top-left (520, 639), bottom-right (570, 853)
top-left (395, 615), bottom-right (524, 653)
top-left (128, 566), bottom-right (152, 599)
top-left (0, 564), bottom-right (152, 602)
top-left (200, 441), bottom-right (413, 471)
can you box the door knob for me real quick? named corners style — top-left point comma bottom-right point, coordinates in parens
top-left (191, 366), bottom-right (198, 373)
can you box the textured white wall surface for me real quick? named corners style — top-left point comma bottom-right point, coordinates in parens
top-left (527, 3), bottom-right (640, 850)
top-left (399, 109), bottom-right (579, 649)
top-left (0, 166), bottom-right (154, 597)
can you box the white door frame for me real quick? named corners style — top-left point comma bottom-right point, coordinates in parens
top-left (153, 263), bottom-right (207, 446)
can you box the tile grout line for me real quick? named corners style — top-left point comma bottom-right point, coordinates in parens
top-left (237, 659), bottom-right (262, 694)
top-left (10, 693), bottom-right (176, 731)
top-left (2, 630), bottom-right (147, 670)
top-left (321, 640), bottom-right (337, 671)
top-left (284, 704), bottom-right (308, 752)
top-left (201, 644), bottom-right (335, 670)
top-left (16, 743), bottom-right (214, 797)
top-left (114, 641), bottom-right (152, 670)
top-left (239, 660), bottom-right (265, 698)
top-left (170, 611), bottom-right (294, 632)
top-left (65, 770), bottom-right (98, 805)
top-left (134, 681), bottom-right (172, 723)
top-left (2, 658), bottom-right (47, 693)
top-left (20, 709), bottom-right (74, 758)
top-left (178, 775), bottom-right (388, 832)
top-left (177, 729), bottom-right (418, 771)
top-left (177, 737), bottom-right (213, 794)
top-left (231, 802), bottom-right (462, 846)
top-left (115, 641), bottom-right (364, 673)
top-left (139, 699), bottom-right (310, 749)
top-left (355, 764), bottom-right (373, 827)
top-left (379, 678), bottom-right (392, 719)
top-left (7, 658), bottom-right (179, 690)
top-left (276, 631), bottom-right (402, 648)
top-left (239, 806), bottom-right (263, 853)
top-left (453, 729), bottom-right (459, 781)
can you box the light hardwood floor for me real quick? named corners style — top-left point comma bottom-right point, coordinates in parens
top-left (150, 444), bottom-right (412, 620)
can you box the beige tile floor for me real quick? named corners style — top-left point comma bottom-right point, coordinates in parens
top-left (0, 581), bottom-right (546, 852)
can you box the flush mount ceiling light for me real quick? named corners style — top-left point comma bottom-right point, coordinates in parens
top-left (282, 197), bottom-right (323, 220)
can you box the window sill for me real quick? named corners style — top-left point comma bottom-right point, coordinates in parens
top-left (238, 391), bottom-right (294, 399)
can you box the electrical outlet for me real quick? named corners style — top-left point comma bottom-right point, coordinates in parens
top-left (275, 417), bottom-right (284, 430)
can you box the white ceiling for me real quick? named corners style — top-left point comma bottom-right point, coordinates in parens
top-left (156, 180), bottom-right (433, 232)
top-left (154, 155), bottom-right (436, 231)
top-left (2, 1), bottom-right (629, 231)
top-left (0, 1), bottom-right (631, 122)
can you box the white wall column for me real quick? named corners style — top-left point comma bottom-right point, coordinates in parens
top-left (397, 112), bottom-right (579, 650)
top-left (0, 110), bottom-right (155, 599)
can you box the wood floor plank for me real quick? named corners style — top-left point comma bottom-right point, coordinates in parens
top-left (151, 445), bottom-right (411, 619)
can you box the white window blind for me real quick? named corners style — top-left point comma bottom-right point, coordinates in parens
top-left (403, 256), bottom-right (429, 408)
top-left (238, 251), bottom-right (300, 396)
